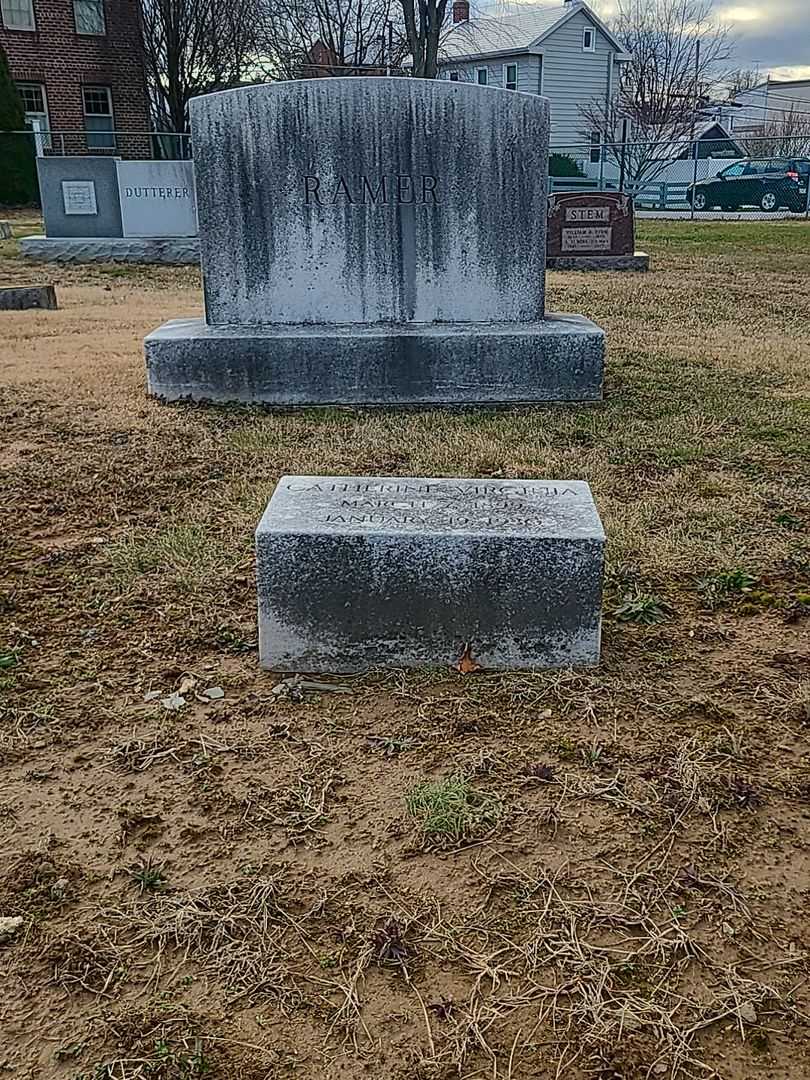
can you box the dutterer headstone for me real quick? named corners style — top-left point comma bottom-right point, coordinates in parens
top-left (257, 476), bottom-right (605, 672)
top-left (146, 78), bottom-right (606, 405)
top-left (547, 192), bottom-right (649, 271)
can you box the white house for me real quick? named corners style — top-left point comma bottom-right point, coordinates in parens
top-left (437, 0), bottom-right (631, 151)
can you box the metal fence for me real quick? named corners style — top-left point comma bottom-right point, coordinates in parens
top-left (3, 128), bottom-right (810, 222)
top-left (549, 135), bottom-right (810, 220)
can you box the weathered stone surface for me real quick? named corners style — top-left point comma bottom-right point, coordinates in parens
top-left (20, 235), bottom-right (200, 264)
top-left (548, 252), bottom-right (650, 272)
top-left (146, 314), bottom-right (605, 404)
top-left (36, 156), bottom-right (123, 239)
top-left (116, 160), bottom-right (198, 238)
top-left (547, 192), bottom-right (637, 259)
top-left (0, 284), bottom-right (58, 311)
top-left (257, 476), bottom-right (605, 672)
top-left (192, 78), bottom-right (549, 325)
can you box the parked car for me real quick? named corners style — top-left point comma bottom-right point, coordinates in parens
top-left (687, 159), bottom-right (810, 212)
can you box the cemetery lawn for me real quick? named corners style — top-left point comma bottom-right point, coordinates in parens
top-left (2, 219), bottom-right (810, 1080)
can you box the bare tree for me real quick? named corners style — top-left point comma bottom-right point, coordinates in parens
top-left (724, 67), bottom-right (760, 99)
top-left (737, 109), bottom-right (810, 158)
top-left (401, 0), bottom-right (450, 78)
top-left (579, 0), bottom-right (733, 184)
top-left (255, 0), bottom-right (398, 80)
top-left (140, 0), bottom-right (259, 139)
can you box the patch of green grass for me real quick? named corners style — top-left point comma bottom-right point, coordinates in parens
top-left (128, 857), bottom-right (168, 894)
top-left (775, 511), bottom-right (804, 531)
top-left (613, 590), bottom-right (672, 624)
top-left (637, 219), bottom-right (810, 258)
top-left (406, 775), bottom-right (501, 846)
top-left (698, 569), bottom-right (758, 610)
top-left (108, 524), bottom-right (234, 591)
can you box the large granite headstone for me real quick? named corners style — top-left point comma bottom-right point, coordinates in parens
top-left (257, 475), bottom-right (605, 672)
top-left (547, 192), bottom-right (649, 271)
top-left (146, 78), bottom-right (605, 405)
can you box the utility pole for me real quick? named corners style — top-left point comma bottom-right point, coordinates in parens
top-left (690, 38), bottom-right (701, 219)
top-left (689, 38), bottom-right (701, 151)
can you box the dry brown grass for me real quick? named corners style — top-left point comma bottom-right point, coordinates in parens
top-left (1, 221), bottom-right (809, 1079)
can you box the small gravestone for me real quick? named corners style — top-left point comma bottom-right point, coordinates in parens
top-left (547, 192), bottom-right (649, 271)
top-left (146, 78), bottom-right (605, 405)
top-left (257, 476), bottom-right (605, 672)
top-left (0, 285), bottom-right (58, 311)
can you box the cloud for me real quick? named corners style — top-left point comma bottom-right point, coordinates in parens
top-left (718, 5), bottom-right (763, 22)
top-left (588, 0), bottom-right (810, 78)
top-left (495, 1), bottom-right (809, 79)
top-left (725, 0), bottom-right (810, 75)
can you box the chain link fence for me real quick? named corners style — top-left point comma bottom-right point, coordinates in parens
top-left (2, 128), bottom-right (810, 221)
top-left (549, 135), bottom-right (810, 220)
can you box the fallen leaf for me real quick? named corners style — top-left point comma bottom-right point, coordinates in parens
top-left (738, 1002), bottom-right (757, 1025)
top-left (177, 674), bottom-right (197, 696)
top-left (0, 916), bottom-right (24, 942)
top-left (455, 643), bottom-right (481, 675)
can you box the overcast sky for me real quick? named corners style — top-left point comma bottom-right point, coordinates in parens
top-left (589, 1), bottom-right (810, 81)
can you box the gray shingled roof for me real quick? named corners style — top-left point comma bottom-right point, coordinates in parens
top-left (441, 4), bottom-right (576, 61)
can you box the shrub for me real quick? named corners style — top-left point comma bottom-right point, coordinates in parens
top-left (0, 42), bottom-right (38, 206)
top-left (549, 153), bottom-right (586, 178)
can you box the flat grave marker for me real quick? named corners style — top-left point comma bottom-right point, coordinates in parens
top-left (257, 475), bottom-right (605, 673)
top-left (0, 285), bottom-right (58, 311)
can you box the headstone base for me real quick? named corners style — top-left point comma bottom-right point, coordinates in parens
top-left (20, 235), bottom-right (200, 265)
top-left (257, 475), bottom-right (605, 673)
top-left (145, 314), bottom-right (605, 405)
top-left (547, 252), bottom-right (650, 272)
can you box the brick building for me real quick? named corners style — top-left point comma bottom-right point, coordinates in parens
top-left (0, 0), bottom-right (151, 157)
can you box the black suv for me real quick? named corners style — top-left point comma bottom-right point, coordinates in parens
top-left (687, 158), bottom-right (810, 212)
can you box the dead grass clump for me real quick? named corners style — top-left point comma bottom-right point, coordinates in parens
top-left (46, 933), bottom-right (129, 997)
top-left (105, 877), bottom-right (306, 1009)
top-left (404, 855), bottom-right (797, 1079)
top-left (80, 1006), bottom-right (224, 1080)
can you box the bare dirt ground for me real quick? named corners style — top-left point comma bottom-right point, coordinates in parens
top-left (1, 217), bottom-right (810, 1080)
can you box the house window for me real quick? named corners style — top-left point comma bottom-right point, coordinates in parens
top-left (504, 62), bottom-right (518, 91)
top-left (476, 67), bottom-right (488, 85)
top-left (83, 86), bottom-right (115, 149)
top-left (583, 26), bottom-right (595, 51)
top-left (589, 132), bottom-right (602, 163)
top-left (449, 71), bottom-right (460, 82)
top-left (1, 0), bottom-right (35, 29)
top-left (16, 82), bottom-right (51, 149)
top-left (74, 0), bottom-right (105, 34)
